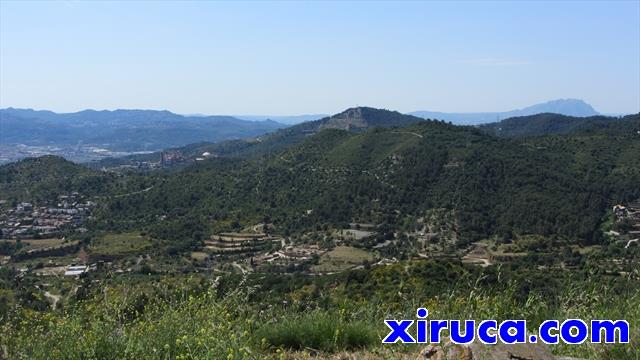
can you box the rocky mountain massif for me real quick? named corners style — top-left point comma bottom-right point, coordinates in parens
top-left (410, 99), bottom-right (600, 125)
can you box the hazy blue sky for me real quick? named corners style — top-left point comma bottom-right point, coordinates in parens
top-left (1, 1), bottom-right (639, 115)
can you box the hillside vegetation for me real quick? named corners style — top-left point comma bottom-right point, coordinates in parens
top-left (479, 112), bottom-right (635, 137)
top-left (93, 111), bottom-right (640, 248)
top-left (0, 156), bottom-right (112, 202)
top-left (2, 262), bottom-right (638, 359)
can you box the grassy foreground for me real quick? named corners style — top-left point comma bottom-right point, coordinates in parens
top-left (1, 272), bottom-right (638, 360)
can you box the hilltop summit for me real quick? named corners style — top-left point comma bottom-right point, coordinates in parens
top-left (319, 107), bottom-right (424, 131)
top-left (516, 98), bottom-right (598, 117)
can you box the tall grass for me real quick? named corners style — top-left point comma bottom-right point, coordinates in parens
top-left (1, 277), bottom-right (261, 359)
top-left (1, 274), bottom-right (638, 359)
top-left (255, 310), bottom-right (378, 352)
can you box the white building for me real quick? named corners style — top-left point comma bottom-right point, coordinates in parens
top-left (64, 265), bottom-right (87, 276)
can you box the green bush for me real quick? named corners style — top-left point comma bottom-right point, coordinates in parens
top-left (256, 310), bottom-right (378, 352)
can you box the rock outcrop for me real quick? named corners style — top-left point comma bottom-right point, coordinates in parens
top-left (418, 339), bottom-right (583, 360)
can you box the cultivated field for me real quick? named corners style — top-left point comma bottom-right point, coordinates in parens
top-left (311, 246), bottom-right (373, 272)
top-left (88, 232), bottom-right (153, 257)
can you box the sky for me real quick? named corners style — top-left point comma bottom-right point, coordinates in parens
top-left (1, 0), bottom-right (639, 115)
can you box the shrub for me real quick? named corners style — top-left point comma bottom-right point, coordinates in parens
top-left (256, 310), bottom-right (378, 352)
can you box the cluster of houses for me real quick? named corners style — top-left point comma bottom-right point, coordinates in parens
top-left (0, 193), bottom-right (95, 239)
top-left (160, 149), bottom-right (185, 167)
top-left (161, 150), bottom-right (216, 166)
top-left (251, 244), bottom-right (325, 268)
top-left (202, 231), bottom-right (331, 271)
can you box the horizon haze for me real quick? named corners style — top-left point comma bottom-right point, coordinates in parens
top-left (1, 1), bottom-right (639, 115)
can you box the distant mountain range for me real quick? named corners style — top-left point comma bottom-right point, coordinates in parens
top-left (233, 114), bottom-right (328, 125)
top-left (225, 99), bottom-right (603, 126)
top-left (94, 107), bottom-right (426, 167)
top-left (0, 108), bottom-right (285, 152)
top-left (177, 99), bottom-right (603, 126)
top-left (0, 99), bottom-right (623, 165)
top-left (409, 99), bottom-right (600, 125)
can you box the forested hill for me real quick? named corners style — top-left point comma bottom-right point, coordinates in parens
top-left (190, 106), bottom-right (426, 155)
top-left (0, 156), bottom-right (113, 202)
top-left (479, 112), bottom-right (637, 137)
top-left (95, 107), bottom-right (427, 166)
top-left (93, 114), bottom-right (640, 246)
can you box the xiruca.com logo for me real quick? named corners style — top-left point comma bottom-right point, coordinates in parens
top-left (382, 309), bottom-right (630, 345)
